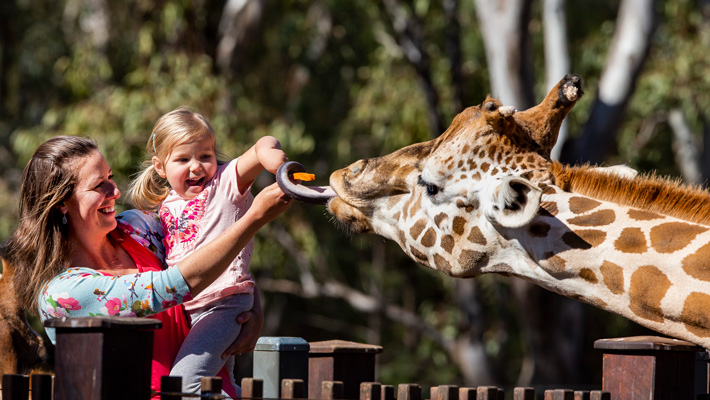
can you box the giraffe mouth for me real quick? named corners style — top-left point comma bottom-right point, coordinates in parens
top-left (276, 161), bottom-right (337, 205)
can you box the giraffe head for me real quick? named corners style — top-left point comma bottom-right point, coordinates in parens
top-left (326, 75), bottom-right (583, 277)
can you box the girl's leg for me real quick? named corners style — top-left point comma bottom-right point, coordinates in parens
top-left (170, 293), bottom-right (254, 396)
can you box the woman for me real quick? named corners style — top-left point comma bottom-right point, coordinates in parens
top-left (4, 135), bottom-right (292, 397)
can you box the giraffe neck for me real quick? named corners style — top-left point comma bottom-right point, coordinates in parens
top-left (501, 169), bottom-right (710, 348)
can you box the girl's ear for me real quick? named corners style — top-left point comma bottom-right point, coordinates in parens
top-left (152, 156), bottom-right (167, 178)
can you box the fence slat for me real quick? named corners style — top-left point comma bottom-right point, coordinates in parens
top-left (30, 374), bottom-right (53, 400)
top-left (159, 376), bottom-right (182, 400)
top-left (513, 387), bottom-right (534, 400)
top-left (437, 385), bottom-right (458, 400)
top-left (282, 379), bottom-right (305, 399)
top-left (242, 377), bottom-right (264, 399)
top-left (476, 386), bottom-right (497, 400)
top-left (361, 382), bottom-right (381, 400)
top-left (458, 387), bottom-right (476, 400)
top-left (322, 381), bottom-right (344, 400)
top-left (544, 389), bottom-right (573, 400)
top-left (589, 391), bottom-right (611, 400)
top-left (398, 384), bottom-right (421, 400)
top-left (2, 374), bottom-right (29, 400)
top-left (573, 391), bottom-right (590, 400)
top-left (381, 385), bottom-right (395, 400)
top-left (200, 376), bottom-right (222, 399)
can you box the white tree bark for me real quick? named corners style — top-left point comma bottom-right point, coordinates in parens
top-left (474, 0), bottom-right (535, 109)
top-left (216, 0), bottom-right (265, 76)
top-left (544, 0), bottom-right (571, 161)
top-left (669, 109), bottom-right (703, 184)
top-left (563, 0), bottom-right (657, 164)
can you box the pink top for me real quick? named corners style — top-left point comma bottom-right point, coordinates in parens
top-left (160, 158), bottom-right (255, 311)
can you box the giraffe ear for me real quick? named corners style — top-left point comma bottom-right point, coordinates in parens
top-left (482, 177), bottom-right (542, 228)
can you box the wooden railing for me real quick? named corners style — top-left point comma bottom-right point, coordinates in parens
top-left (1, 317), bottom-right (708, 400)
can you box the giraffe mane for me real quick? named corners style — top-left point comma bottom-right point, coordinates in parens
top-left (550, 162), bottom-right (710, 226)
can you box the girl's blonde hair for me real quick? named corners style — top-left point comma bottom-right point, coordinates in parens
top-left (127, 106), bottom-right (217, 211)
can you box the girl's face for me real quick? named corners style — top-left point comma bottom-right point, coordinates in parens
top-left (63, 150), bottom-right (121, 239)
top-left (154, 135), bottom-right (218, 199)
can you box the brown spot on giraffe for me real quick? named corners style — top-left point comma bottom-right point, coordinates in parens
top-left (421, 227), bottom-right (437, 247)
top-left (650, 222), bottom-right (708, 253)
top-left (441, 235), bottom-right (455, 253)
top-left (434, 254), bottom-right (453, 275)
top-left (579, 268), bottom-right (598, 283)
top-left (452, 216), bottom-right (466, 236)
top-left (567, 209), bottom-right (616, 226)
top-left (682, 292), bottom-right (710, 338)
top-left (681, 242), bottom-right (710, 282)
top-left (481, 163), bottom-right (490, 173)
top-left (459, 249), bottom-right (488, 269)
top-left (540, 201), bottom-right (558, 216)
top-left (540, 252), bottom-right (566, 271)
top-left (562, 229), bottom-right (606, 250)
top-left (528, 221), bottom-right (551, 238)
top-left (629, 265), bottom-right (671, 323)
top-left (614, 227), bottom-right (648, 254)
top-left (568, 197), bottom-right (602, 214)
top-left (409, 219), bottom-right (427, 240)
top-left (434, 213), bottom-right (448, 228)
top-left (467, 226), bottom-right (487, 245)
top-left (410, 246), bottom-right (428, 263)
top-left (600, 261), bottom-right (624, 295)
top-left (628, 209), bottom-right (662, 221)
top-left (408, 194), bottom-right (423, 219)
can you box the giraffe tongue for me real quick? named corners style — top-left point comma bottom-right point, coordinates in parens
top-left (276, 161), bottom-right (337, 205)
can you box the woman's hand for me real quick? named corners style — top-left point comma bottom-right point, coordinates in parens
top-left (222, 287), bottom-right (265, 358)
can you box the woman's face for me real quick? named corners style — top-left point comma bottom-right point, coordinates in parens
top-left (63, 150), bottom-right (121, 239)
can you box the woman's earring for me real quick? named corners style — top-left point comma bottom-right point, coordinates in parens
top-left (62, 214), bottom-right (67, 225)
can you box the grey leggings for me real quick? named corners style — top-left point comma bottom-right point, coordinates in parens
top-left (170, 293), bottom-right (254, 397)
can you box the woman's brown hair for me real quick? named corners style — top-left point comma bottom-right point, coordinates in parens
top-left (4, 136), bottom-right (99, 311)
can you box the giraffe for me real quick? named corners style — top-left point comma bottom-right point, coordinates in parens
top-left (316, 74), bottom-right (710, 350)
top-left (0, 259), bottom-right (52, 376)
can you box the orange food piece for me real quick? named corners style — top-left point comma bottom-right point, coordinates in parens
top-left (292, 172), bottom-right (315, 181)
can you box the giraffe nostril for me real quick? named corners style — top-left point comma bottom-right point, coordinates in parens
top-left (350, 160), bottom-right (365, 175)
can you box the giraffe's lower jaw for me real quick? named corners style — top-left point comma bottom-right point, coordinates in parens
top-left (327, 198), bottom-right (373, 233)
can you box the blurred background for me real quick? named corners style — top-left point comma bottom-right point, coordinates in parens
top-left (1, 0), bottom-right (709, 393)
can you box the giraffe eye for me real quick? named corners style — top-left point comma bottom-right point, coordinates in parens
top-left (418, 175), bottom-right (440, 196)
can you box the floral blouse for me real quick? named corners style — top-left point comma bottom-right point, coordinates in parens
top-left (38, 209), bottom-right (192, 344)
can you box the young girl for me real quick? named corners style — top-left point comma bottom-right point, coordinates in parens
top-left (128, 106), bottom-right (288, 396)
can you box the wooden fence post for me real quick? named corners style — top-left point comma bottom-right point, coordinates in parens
top-left (31, 374), bottom-right (53, 400)
top-left (309, 340), bottom-right (383, 400)
top-left (242, 377), bottom-right (264, 399)
top-left (360, 382), bottom-right (381, 400)
top-left (282, 379), bottom-right (305, 399)
top-left (380, 384), bottom-right (395, 400)
top-left (544, 389), bottom-right (573, 400)
top-left (44, 316), bottom-right (161, 400)
top-left (397, 383), bottom-right (421, 400)
top-left (200, 376), bottom-right (222, 400)
top-left (322, 381), bottom-right (344, 400)
top-left (437, 385), bottom-right (458, 400)
top-left (254, 337), bottom-right (310, 399)
top-left (476, 386), bottom-right (497, 400)
top-left (458, 387), bottom-right (476, 400)
top-left (2, 374), bottom-right (29, 400)
top-left (514, 387), bottom-right (534, 400)
top-left (159, 376), bottom-right (182, 400)
top-left (595, 335), bottom-right (704, 400)
top-left (589, 391), bottom-right (610, 400)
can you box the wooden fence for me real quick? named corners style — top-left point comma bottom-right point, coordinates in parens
top-left (1, 316), bottom-right (708, 400)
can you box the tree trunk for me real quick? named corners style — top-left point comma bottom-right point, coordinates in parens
top-left (474, 0), bottom-right (535, 109)
top-left (561, 0), bottom-right (658, 164)
top-left (544, 0), bottom-right (571, 160)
